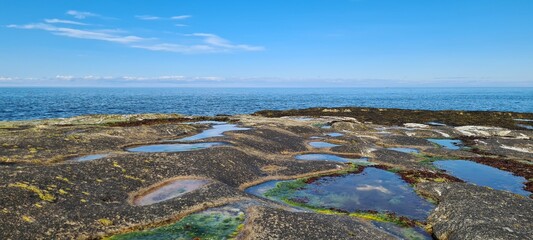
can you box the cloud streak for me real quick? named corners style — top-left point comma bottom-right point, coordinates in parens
top-left (189, 33), bottom-right (265, 51)
top-left (44, 19), bottom-right (88, 25)
top-left (2, 75), bottom-right (531, 87)
top-left (133, 33), bottom-right (264, 53)
top-left (8, 12), bottom-right (263, 54)
top-left (0, 75), bottom-right (226, 86)
top-left (171, 15), bottom-right (191, 20)
top-left (135, 15), bottom-right (161, 20)
top-left (136, 15), bottom-right (191, 21)
top-left (8, 23), bottom-right (145, 44)
top-left (66, 10), bottom-right (99, 19)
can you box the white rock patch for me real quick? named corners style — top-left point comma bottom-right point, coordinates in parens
top-left (500, 145), bottom-right (533, 153)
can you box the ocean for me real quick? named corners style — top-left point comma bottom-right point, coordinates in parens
top-left (0, 87), bottom-right (532, 121)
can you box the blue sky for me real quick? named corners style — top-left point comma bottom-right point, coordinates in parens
top-left (0, 0), bottom-right (532, 87)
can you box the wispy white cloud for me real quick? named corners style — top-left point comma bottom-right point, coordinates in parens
top-left (66, 10), bottom-right (99, 19)
top-left (55, 75), bottom-right (75, 81)
top-left (136, 14), bottom-right (191, 21)
top-left (135, 15), bottom-right (161, 21)
top-left (8, 23), bottom-right (146, 44)
top-left (132, 32), bottom-right (265, 54)
top-left (175, 24), bottom-right (188, 27)
top-left (50, 75), bottom-right (224, 82)
top-left (1, 75), bottom-right (531, 87)
top-left (132, 43), bottom-right (216, 54)
top-left (44, 19), bottom-right (88, 26)
top-left (188, 33), bottom-right (265, 51)
top-left (8, 13), bottom-right (263, 54)
top-left (171, 15), bottom-right (191, 20)
top-left (0, 75), bottom-right (228, 87)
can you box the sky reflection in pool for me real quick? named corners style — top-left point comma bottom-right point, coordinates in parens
top-left (247, 167), bottom-right (434, 220)
top-left (426, 122), bottom-right (447, 126)
top-left (178, 124), bottom-right (250, 141)
top-left (387, 148), bottom-right (419, 154)
top-left (127, 142), bottom-right (227, 153)
top-left (295, 154), bottom-right (368, 163)
top-left (516, 124), bottom-right (533, 130)
top-left (134, 179), bottom-right (209, 206)
top-left (433, 160), bottom-right (530, 197)
top-left (309, 142), bottom-right (341, 148)
top-left (326, 132), bottom-right (344, 137)
top-left (427, 139), bottom-right (463, 150)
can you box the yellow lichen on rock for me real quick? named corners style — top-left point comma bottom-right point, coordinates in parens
top-left (113, 161), bottom-right (126, 173)
top-left (55, 176), bottom-right (72, 184)
top-left (98, 218), bottom-right (113, 226)
top-left (124, 175), bottom-right (144, 182)
top-left (22, 215), bottom-right (35, 223)
top-left (8, 182), bottom-right (56, 202)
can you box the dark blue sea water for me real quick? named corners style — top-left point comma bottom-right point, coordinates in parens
top-left (0, 87), bottom-right (532, 121)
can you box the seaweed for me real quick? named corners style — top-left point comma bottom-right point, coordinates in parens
top-left (108, 210), bottom-right (244, 240)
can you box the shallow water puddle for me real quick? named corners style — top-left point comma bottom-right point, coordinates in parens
top-left (512, 119), bottom-right (533, 130)
top-left (110, 205), bottom-right (244, 239)
top-left (375, 126), bottom-right (417, 131)
top-left (309, 141), bottom-right (341, 148)
top-left (127, 122), bottom-right (241, 153)
top-left (433, 160), bottom-right (530, 196)
top-left (246, 167), bottom-right (434, 221)
top-left (73, 154), bottom-right (108, 161)
top-left (326, 132), bottom-right (344, 137)
top-left (190, 120), bottom-right (227, 125)
top-left (426, 121), bottom-right (447, 126)
top-left (516, 124), bottom-right (533, 130)
top-left (133, 179), bottom-right (209, 206)
top-left (295, 154), bottom-right (368, 164)
top-left (372, 222), bottom-right (432, 240)
top-left (245, 180), bottom-right (279, 198)
top-left (387, 148), bottom-right (419, 154)
top-left (377, 131), bottom-right (392, 135)
top-left (309, 136), bottom-right (324, 139)
top-left (127, 142), bottom-right (227, 153)
top-left (514, 118), bottom-right (533, 122)
top-left (427, 139), bottom-right (463, 150)
top-left (178, 123), bottom-right (250, 142)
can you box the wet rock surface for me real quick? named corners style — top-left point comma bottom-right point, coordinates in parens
top-left (0, 108), bottom-right (532, 239)
top-left (255, 107), bottom-right (533, 130)
top-left (416, 182), bottom-right (533, 240)
top-left (242, 206), bottom-right (394, 239)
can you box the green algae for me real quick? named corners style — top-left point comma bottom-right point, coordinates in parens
top-left (108, 207), bottom-right (244, 240)
top-left (264, 179), bottom-right (307, 201)
top-left (249, 172), bottom-right (434, 239)
top-left (259, 167), bottom-right (434, 222)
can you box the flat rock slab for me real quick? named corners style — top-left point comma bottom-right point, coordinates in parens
top-left (416, 182), bottom-right (533, 240)
top-left (372, 149), bottom-right (426, 170)
top-left (1, 110), bottom-right (532, 239)
top-left (242, 206), bottom-right (394, 240)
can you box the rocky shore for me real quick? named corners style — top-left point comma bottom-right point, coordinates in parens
top-left (1, 108), bottom-right (532, 239)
